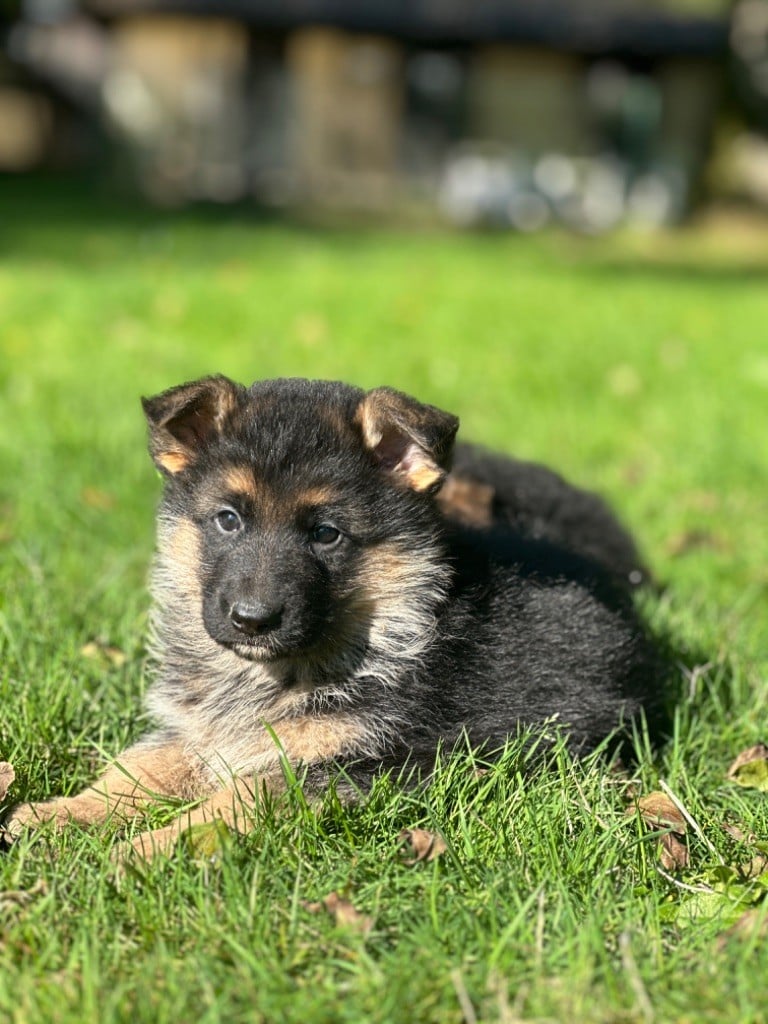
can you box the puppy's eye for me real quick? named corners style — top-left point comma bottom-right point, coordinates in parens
top-left (311, 523), bottom-right (342, 547)
top-left (214, 509), bottom-right (242, 534)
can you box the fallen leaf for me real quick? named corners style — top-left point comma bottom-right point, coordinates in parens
top-left (659, 831), bottom-right (690, 871)
top-left (740, 854), bottom-right (768, 880)
top-left (685, 490), bottom-right (720, 513)
top-left (727, 744), bottom-right (768, 792)
top-left (717, 908), bottom-right (768, 949)
top-left (398, 828), bottom-right (448, 865)
top-left (302, 892), bottom-right (373, 935)
top-left (177, 820), bottom-right (233, 863)
top-left (722, 822), bottom-right (753, 845)
top-left (719, 822), bottom-right (768, 878)
top-left (631, 791), bottom-right (689, 872)
top-left (0, 879), bottom-right (47, 912)
top-left (0, 763), bottom-right (15, 802)
top-left (80, 641), bottom-right (127, 668)
top-left (665, 529), bottom-right (727, 558)
top-left (80, 487), bottom-right (116, 510)
top-left (674, 889), bottom-right (747, 928)
top-left (632, 792), bottom-right (688, 833)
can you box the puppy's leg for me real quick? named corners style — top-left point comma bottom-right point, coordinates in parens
top-left (3, 739), bottom-right (203, 841)
top-left (117, 775), bottom-right (271, 863)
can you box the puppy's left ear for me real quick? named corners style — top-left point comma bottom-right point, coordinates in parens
top-left (356, 387), bottom-right (459, 494)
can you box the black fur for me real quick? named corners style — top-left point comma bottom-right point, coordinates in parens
top-left (2, 376), bottom-right (669, 854)
top-left (449, 442), bottom-right (649, 588)
top-left (145, 377), bottom-right (663, 784)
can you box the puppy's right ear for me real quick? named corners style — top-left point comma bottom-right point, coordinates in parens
top-left (141, 375), bottom-right (242, 475)
top-left (356, 387), bottom-right (459, 494)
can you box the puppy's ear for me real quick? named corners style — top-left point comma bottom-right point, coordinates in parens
top-left (141, 375), bottom-right (242, 475)
top-left (356, 387), bottom-right (459, 494)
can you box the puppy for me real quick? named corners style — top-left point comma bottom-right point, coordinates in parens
top-left (5, 377), bottom-right (661, 858)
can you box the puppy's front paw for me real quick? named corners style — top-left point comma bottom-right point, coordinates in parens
top-left (2, 799), bottom-right (74, 843)
top-left (111, 824), bottom-right (180, 868)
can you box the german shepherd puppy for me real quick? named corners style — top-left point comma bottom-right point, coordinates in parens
top-left (5, 376), bottom-right (660, 859)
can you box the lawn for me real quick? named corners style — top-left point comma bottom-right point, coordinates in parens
top-left (1, 177), bottom-right (767, 1023)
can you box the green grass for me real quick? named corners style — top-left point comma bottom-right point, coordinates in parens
top-left (1, 177), bottom-right (767, 1023)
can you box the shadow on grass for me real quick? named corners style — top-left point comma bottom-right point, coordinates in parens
top-left (0, 173), bottom-right (415, 265)
top-left (3, 173), bottom-right (768, 284)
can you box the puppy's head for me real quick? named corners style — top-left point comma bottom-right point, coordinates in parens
top-left (143, 376), bottom-right (458, 665)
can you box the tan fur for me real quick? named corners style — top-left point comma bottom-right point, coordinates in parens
top-left (115, 716), bottom-right (364, 860)
top-left (265, 714), bottom-right (363, 763)
top-left (296, 485), bottom-right (339, 507)
top-left (406, 463), bottom-right (444, 493)
top-left (356, 402), bottom-right (443, 492)
top-left (157, 451), bottom-right (190, 475)
top-left (356, 399), bottom-right (383, 451)
top-left (356, 391), bottom-right (450, 493)
top-left (438, 474), bottom-right (495, 527)
top-left (222, 465), bottom-right (258, 499)
top-left (117, 777), bottom-right (273, 862)
top-left (162, 517), bottom-right (203, 597)
top-left (4, 713), bottom-right (365, 859)
top-left (190, 710), bottom-right (367, 784)
top-left (3, 741), bottom-right (206, 838)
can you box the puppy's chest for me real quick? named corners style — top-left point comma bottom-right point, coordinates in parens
top-left (186, 708), bottom-right (369, 779)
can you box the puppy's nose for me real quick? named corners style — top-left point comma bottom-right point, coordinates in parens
top-left (230, 600), bottom-right (284, 636)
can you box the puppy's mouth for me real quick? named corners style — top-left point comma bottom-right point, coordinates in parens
top-left (222, 637), bottom-right (290, 662)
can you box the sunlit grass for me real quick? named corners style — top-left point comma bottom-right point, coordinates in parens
top-left (1, 177), bottom-right (767, 1022)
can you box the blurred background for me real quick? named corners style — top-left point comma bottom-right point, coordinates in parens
top-left (3, 0), bottom-right (768, 230)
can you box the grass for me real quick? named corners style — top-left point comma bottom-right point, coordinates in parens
top-left (1, 176), bottom-right (768, 1023)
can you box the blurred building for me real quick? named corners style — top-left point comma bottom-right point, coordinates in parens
top-left (1, 0), bottom-right (732, 229)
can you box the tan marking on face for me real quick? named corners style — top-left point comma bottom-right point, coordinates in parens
top-left (361, 543), bottom-right (410, 584)
top-left (437, 474), bottom-right (495, 527)
top-left (157, 451), bottom-right (190, 474)
top-left (351, 541), bottom-right (429, 608)
top-left (161, 517), bottom-right (203, 597)
top-left (222, 465), bottom-right (258, 499)
top-left (296, 485), bottom-right (339, 507)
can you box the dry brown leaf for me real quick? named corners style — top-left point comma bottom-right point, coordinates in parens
top-left (720, 823), bottom-right (768, 879)
top-left (659, 831), bottom-right (690, 871)
top-left (302, 892), bottom-right (373, 935)
top-left (633, 792), bottom-right (688, 833)
top-left (630, 791), bottom-right (689, 872)
top-left (717, 908), bottom-right (768, 950)
top-left (0, 762), bottom-right (15, 802)
top-left (0, 879), bottom-right (47, 912)
top-left (722, 822), bottom-right (753, 845)
top-left (80, 641), bottom-right (127, 668)
top-left (80, 487), bottom-right (116, 510)
top-left (398, 828), bottom-right (448, 865)
top-left (665, 528), bottom-right (727, 558)
top-left (729, 745), bottom-right (768, 790)
top-left (740, 853), bottom-right (768, 880)
top-left (727, 743), bottom-right (768, 776)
